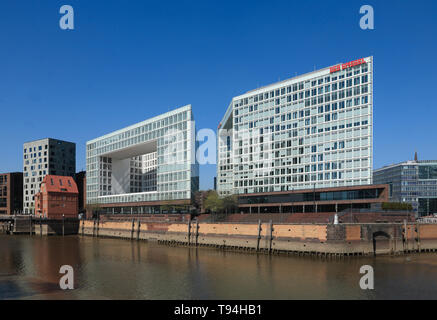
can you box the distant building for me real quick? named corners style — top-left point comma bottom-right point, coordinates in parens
top-left (213, 177), bottom-right (217, 190)
top-left (23, 138), bottom-right (76, 214)
top-left (74, 171), bottom-right (86, 215)
top-left (0, 172), bottom-right (23, 215)
top-left (374, 157), bottom-right (437, 217)
top-left (35, 175), bottom-right (79, 219)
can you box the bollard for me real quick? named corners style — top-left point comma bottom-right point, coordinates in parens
top-left (195, 220), bottom-right (199, 247)
top-left (137, 219), bottom-right (141, 240)
top-left (96, 215), bottom-right (100, 237)
top-left (268, 220), bottom-right (274, 254)
top-left (403, 220), bottom-right (407, 252)
top-left (187, 218), bottom-right (191, 245)
top-left (256, 220), bottom-right (262, 252)
top-left (131, 219), bottom-right (135, 240)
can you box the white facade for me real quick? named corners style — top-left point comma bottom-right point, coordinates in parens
top-left (86, 105), bottom-right (199, 209)
top-left (217, 57), bottom-right (373, 196)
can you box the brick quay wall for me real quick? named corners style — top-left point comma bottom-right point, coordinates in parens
top-left (79, 220), bottom-right (437, 256)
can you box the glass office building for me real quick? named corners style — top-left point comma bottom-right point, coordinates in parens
top-left (86, 105), bottom-right (199, 214)
top-left (374, 160), bottom-right (437, 217)
top-left (217, 57), bottom-right (373, 196)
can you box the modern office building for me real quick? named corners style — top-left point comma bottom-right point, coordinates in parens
top-left (217, 57), bottom-right (373, 196)
top-left (86, 105), bottom-right (199, 214)
top-left (0, 172), bottom-right (23, 215)
top-left (374, 157), bottom-right (437, 217)
top-left (23, 138), bottom-right (76, 214)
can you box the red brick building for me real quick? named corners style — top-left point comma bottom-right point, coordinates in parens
top-left (35, 175), bottom-right (78, 219)
top-left (0, 172), bottom-right (23, 215)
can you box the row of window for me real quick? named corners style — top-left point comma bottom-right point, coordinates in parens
top-left (235, 65), bottom-right (369, 107)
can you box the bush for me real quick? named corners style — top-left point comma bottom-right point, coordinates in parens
top-left (382, 202), bottom-right (413, 211)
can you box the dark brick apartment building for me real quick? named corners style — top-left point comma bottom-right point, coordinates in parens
top-left (0, 172), bottom-right (23, 215)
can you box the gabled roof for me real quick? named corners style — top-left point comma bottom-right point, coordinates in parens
top-left (41, 175), bottom-right (78, 194)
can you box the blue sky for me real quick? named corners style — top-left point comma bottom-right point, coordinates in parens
top-left (0, 0), bottom-right (436, 190)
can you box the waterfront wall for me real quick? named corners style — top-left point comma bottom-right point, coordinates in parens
top-left (0, 217), bottom-right (79, 235)
top-left (79, 219), bottom-right (437, 256)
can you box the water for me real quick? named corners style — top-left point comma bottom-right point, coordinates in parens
top-left (1, 234), bottom-right (437, 299)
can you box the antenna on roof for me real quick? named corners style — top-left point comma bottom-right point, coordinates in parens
top-left (414, 151), bottom-right (418, 162)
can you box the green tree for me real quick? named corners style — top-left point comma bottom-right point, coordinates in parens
top-left (86, 203), bottom-right (102, 217)
top-left (204, 191), bottom-right (223, 213)
top-left (382, 202), bottom-right (413, 211)
top-left (222, 195), bottom-right (238, 214)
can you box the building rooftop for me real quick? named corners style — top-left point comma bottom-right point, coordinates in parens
top-left (87, 104), bottom-right (191, 144)
top-left (374, 160), bottom-right (437, 172)
top-left (23, 137), bottom-right (76, 145)
top-left (234, 56), bottom-right (372, 99)
top-left (40, 175), bottom-right (78, 194)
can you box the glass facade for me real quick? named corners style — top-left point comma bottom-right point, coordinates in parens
top-left (86, 105), bottom-right (199, 207)
top-left (239, 187), bottom-right (384, 205)
top-left (218, 57), bottom-right (373, 196)
top-left (374, 160), bottom-right (437, 217)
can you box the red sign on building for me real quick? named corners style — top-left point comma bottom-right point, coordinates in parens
top-left (330, 58), bottom-right (366, 73)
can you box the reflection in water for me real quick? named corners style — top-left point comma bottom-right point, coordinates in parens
top-left (0, 235), bottom-right (436, 299)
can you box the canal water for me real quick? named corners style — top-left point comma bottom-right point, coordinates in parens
top-left (1, 234), bottom-right (436, 299)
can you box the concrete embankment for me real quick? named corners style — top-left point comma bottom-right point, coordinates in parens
top-left (79, 219), bottom-right (437, 256)
top-left (0, 217), bottom-right (79, 235)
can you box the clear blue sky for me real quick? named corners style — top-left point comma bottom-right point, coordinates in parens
top-left (0, 0), bottom-right (436, 190)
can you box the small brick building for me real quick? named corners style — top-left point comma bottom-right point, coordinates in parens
top-left (35, 175), bottom-right (79, 219)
